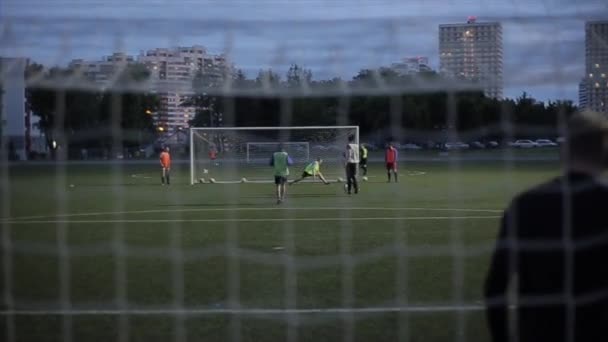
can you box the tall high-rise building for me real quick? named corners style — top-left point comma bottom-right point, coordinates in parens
top-left (579, 21), bottom-right (608, 114)
top-left (1, 57), bottom-right (44, 160)
top-left (439, 17), bottom-right (503, 99)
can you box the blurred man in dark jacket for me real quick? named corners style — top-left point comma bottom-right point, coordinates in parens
top-left (485, 111), bottom-right (608, 342)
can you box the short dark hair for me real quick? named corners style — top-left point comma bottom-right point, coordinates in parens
top-left (565, 111), bottom-right (608, 167)
top-left (348, 135), bottom-right (355, 143)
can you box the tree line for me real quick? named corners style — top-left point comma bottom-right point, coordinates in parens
top-left (26, 63), bottom-right (159, 159)
top-left (188, 65), bottom-right (577, 144)
top-left (24, 62), bottom-right (577, 159)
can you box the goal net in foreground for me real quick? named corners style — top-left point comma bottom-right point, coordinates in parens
top-left (1, 1), bottom-right (604, 342)
top-left (190, 126), bottom-right (358, 184)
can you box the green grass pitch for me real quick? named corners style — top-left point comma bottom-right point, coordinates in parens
top-left (1, 158), bottom-right (559, 341)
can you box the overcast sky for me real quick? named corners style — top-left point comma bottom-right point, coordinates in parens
top-left (1, 0), bottom-right (607, 102)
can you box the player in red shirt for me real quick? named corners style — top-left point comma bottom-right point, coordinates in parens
top-left (208, 145), bottom-right (218, 166)
top-left (385, 142), bottom-right (398, 183)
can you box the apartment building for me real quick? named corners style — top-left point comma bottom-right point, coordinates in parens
top-left (439, 17), bottom-right (503, 99)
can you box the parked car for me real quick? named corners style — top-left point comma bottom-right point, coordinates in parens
top-left (402, 143), bottom-right (422, 150)
top-left (486, 141), bottom-right (500, 149)
top-left (444, 142), bottom-right (470, 150)
top-left (470, 141), bottom-right (486, 149)
top-left (508, 139), bottom-right (538, 148)
top-left (535, 139), bottom-right (558, 147)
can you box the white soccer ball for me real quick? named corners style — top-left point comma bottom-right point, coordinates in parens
top-left (241, 178), bottom-right (247, 183)
top-left (337, 177), bottom-right (344, 183)
top-left (362, 176), bottom-right (368, 182)
top-left (69, 184), bottom-right (75, 188)
top-left (209, 178), bottom-right (216, 183)
top-left (203, 169), bottom-right (209, 174)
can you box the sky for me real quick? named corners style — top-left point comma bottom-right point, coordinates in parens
top-left (1, 0), bottom-right (607, 103)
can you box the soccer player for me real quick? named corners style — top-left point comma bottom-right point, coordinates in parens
top-left (344, 135), bottom-right (360, 194)
top-left (208, 145), bottom-right (218, 166)
top-left (385, 142), bottom-right (398, 182)
top-left (270, 145), bottom-right (293, 204)
top-left (290, 158), bottom-right (330, 185)
top-left (359, 144), bottom-right (368, 176)
top-left (160, 146), bottom-right (171, 185)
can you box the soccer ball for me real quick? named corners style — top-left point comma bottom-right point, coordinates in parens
top-left (362, 176), bottom-right (368, 182)
top-left (241, 178), bottom-right (247, 183)
top-left (198, 178), bottom-right (206, 184)
top-left (203, 169), bottom-right (209, 174)
top-left (337, 177), bottom-right (344, 183)
top-left (209, 178), bottom-right (216, 183)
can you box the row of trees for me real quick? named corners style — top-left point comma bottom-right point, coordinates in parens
top-left (23, 62), bottom-right (577, 158)
top-left (188, 65), bottom-right (578, 143)
top-left (26, 64), bottom-right (159, 158)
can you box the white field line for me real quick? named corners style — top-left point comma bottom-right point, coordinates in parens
top-left (130, 174), bottom-right (152, 179)
top-left (4, 216), bottom-right (501, 224)
top-left (0, 305), bottom-right (485, 316)
top-left (1, 207), bottom-right (502, 222)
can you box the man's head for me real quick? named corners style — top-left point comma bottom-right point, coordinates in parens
top-left (316, 157), bottom-right (323, 164)
top-left (164, 146), bottom-right (170, 152)
top-left (563, 111), bottom-right (608, 173)
top-left (348, 135), bottom-right (355, 143)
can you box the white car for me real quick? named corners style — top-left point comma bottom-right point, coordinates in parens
top-left (535, 139), bottom-right (558, 147)
top-left (402, 143), bottom-right (422, 150)
top-left (444, 142), bottom-right (470, 150)
top-left (486, 141), bottom-right (500, 148)
top-left (509, 140), bottom-right (538, 148)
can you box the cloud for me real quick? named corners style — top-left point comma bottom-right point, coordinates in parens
top-left (4, 0), bottom-right (602, 102)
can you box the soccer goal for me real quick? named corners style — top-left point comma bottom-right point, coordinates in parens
top-left (190, 126), bottom-right (358, 184)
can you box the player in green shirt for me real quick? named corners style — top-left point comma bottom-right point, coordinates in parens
top-left (270, 145), bottom-right (294, 204)
top-left (359, 144), bottom-right (368, 176)
top-left (290, 157), bottom-right (330, 185)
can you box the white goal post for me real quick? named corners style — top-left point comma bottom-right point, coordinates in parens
top-left (190, 126), bottom-right (359, 184)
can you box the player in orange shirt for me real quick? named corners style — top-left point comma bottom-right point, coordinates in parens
top-left (160, 146), bottom-right (171, 185)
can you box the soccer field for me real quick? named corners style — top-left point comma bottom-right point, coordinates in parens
top-left (1, 159), bottom-right (559, 341)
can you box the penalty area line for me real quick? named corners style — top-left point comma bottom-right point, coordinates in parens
top-left (4, 216), bottom-right (502, 224)
top-left (0, 305), bottom-right (485, 316)
top-left (0, 207), bottom-right (503, 222)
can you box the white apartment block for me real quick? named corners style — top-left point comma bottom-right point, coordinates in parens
top-left (439, 17), bottom-right (503, 99)
top-left (391, 56), bottom-right (432, 75)
top-left (69, 52), bottom-right (135, 85)
top-left (138, 46), bottom-right (229, 133)
top-left (69, 46), bottom-right (230, 134)
top-left (579, 21), bottom-right (608, 114)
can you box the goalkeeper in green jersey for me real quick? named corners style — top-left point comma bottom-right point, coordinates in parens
top-left (290, 157), bottom-right (330, 185)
